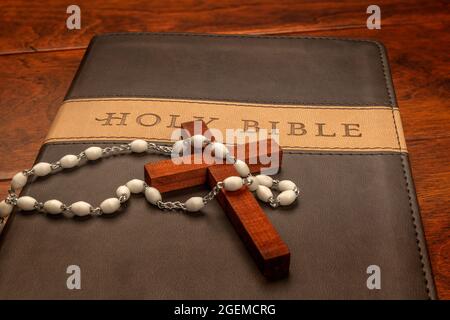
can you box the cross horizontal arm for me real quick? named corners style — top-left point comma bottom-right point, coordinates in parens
top-left (145, 139), bottom-right (282, 193)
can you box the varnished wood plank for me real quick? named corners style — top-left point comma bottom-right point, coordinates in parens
top-left (407, 136), bottom-right (450, 299)
top-left (0, 50), bottom-right (84, 180)
top-left (0, 0), bottom-right (448, 297)
top-left (0, 0), bottom-right (448, 54)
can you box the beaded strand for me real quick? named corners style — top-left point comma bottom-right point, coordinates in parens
top-left (0, 137), bottom-right (299, 220)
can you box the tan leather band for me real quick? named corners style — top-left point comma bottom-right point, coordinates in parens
top-left (45, 98), bottom-right (407, 152)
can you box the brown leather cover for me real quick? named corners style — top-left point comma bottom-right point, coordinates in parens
top-left (0, 33), bottom-right (436, 299)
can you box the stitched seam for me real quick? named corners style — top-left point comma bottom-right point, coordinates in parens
top-left (283, 151), bottom-right (405, 156)
top-left (64, 99), bottom-right (396, 111)
top-left (39, 141), bottom-right (406, 156)
top-left (374, 41), bottom-right (432, 299)
top-left (68, 94), bottom-right (391, 106)
top-left (42, 137), bottom-right (403, 150)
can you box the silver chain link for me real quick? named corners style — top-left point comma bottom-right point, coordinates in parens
top-left (2, 140), bottom-right (298, 218)
top-left (33, 201), bottom-right (45, 212)
top-left (269, 197), bottom-right (280, 208)
top-left (156, 200), bottom-right (186, 211)
top-left (147, 142), bottom-right (173, 155)
top-left (50, 161), bottom-right (62, 171)
top-left (202, 182), bottom-right (224, 204)
top-left (6, 192), bottom-right (18, 206)
top-left (102, 143), bottom-right (131, 155)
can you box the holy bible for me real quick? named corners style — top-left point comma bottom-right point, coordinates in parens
top-left (0, 33), bottom-right (436, 299)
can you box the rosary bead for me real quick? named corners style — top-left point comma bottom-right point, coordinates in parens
top-left (126, 179), bottom-right (145, 193)
top-left (85, 146), bottom-right (103, 160)
top-left (278, 180), bottom-right (297, 192)
top-left (144, 187), bottom-right (162, 205)
top-left (43, 200), bottom-right (63, 215)
top-left (6, 139), bottom-right (299, 218)
top-left (0, 200), bottom-right (13, 218)
top-left (60, 155), bottom-right (79, 168)
top-left (191, 135), bottom-right (207, 147)
top-left (223, 176), bottom-right (243, 191)
top-left (255, 174), bottom-right (273, 188)
top-left (247, 176), bottom-right (259, 192)
top-left (116, 185), bottom-right (131, 201)
top-left (130, 139), bottom-right (148, 153)
top-left (11, 172), bottom-right (27, 189)
top-left (277, 190), bottom-right (297, 206)
top-left (211, 142), bottom-right (229, 159)
top-left (234, 160), bottom-right (250, 177)
top-left (33, 162), bottom-right (52, 177)
top-left (256, 185), bottom-right (273, 203)
top-left (17, 196), bottom-right (37, 211)
top-left (185, 197), bottom-right (204, 212)
top-left (172, 140), bottom-right (183, 155)
top-left (100, 198), bottom-right (121, 214)
top-left (70, 201), bottom-right (92, 217)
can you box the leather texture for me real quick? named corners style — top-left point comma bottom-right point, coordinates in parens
top-left (67, 33), bottom-right (393, 106)
top-left (0, 33), bottom-right (436, 299)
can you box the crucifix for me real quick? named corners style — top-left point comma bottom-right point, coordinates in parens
top-left (144, 121), bottom-right (290, 279)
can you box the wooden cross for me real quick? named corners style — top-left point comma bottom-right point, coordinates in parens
top-left (144, 121), bottom-right (290, 279)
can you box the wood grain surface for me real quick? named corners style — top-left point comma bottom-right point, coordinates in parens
top-left (145, 138), bottom-right (281, 193)
top-left (0, 0), bottom-right (448, 298)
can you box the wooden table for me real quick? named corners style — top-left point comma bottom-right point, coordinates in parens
top-left (0, 0), bottom-right (448, 299)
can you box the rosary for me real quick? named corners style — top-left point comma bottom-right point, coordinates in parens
top-left (0, 129), bottom-right (298, 219)
top-left (0, 121), bottom-right (298, 278)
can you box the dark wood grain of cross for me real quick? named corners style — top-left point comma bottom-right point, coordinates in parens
top-left (144, 121), bottom-right (290, 279)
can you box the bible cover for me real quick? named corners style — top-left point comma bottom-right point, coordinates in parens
top-left (0, 33), bottom-right (436, 299)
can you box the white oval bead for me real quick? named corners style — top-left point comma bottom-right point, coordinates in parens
top-left (71, 201), bottom-right (92, 217)
top-left (43, 200), bottom-right (63, 215)
top-left (278, 180), bottom-right (297, 192)
top-left (223, 176), bottom-right (243, 191)
top-left (185, 197), bottom-right (205, 212)
top-left (212, 142), bottom-right (229, 159)
top-left (126, 179), bottom-right (145, 193)
top-left (85, 147), bottom-right (103, 160)
top-left (100, 198), bottom-right (121, 214)
top-left (116, 185), bottom-right (131, 201)
top-left (60, 155), bottom-right (79, 168)
top-left (172, 140), bottom-right (185, 154)
top-left (33, 162), bottom-right (52, 177)
top-left (17, 196), bottom-right (37, 211)
top-left (248, 176), bottom-right (259, 192)
top-left (191, 135), bottom-right (207, 147)
top-left (277, 190), bottom-right (297, 206)
top-left (11, 172), bottom-right (27, 189)
top-left (256, 185), bottom-right (273, 202)
top-left (145, 187), bottom-right (162, 205)
top-left (0, 200), bottom-right (13, 218)
top-left (234, 160), bottom-right (250, 177)
top-left (255, 174), bottom-right (273, 188)
top-left (130, 139), bottom-right (148, 153)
